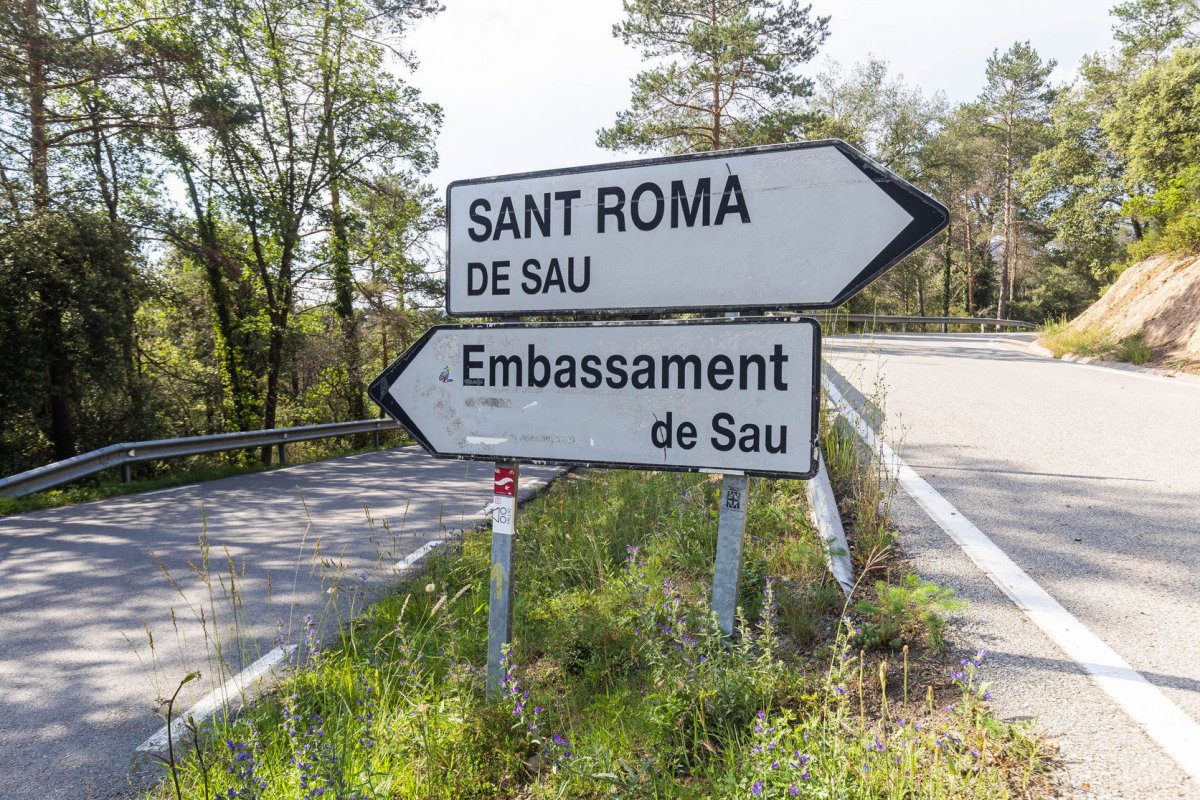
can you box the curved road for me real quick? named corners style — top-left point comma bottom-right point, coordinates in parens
top-left (0, 448), bottom-right (558, 799)
top-left (826, 333), bottom-right (1200, 799)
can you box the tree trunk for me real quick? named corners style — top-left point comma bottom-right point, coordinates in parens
top-left (26, 0), bottom-right (50, 211)
top-left (998, 117), bottom-right (1014, 319)
top-left (42, 304), bottom-right (77, 460)
top-left (262, 311), bottom-right (286, 462)
top-left (27, 0), bottom-right (77, 458)
top-left (178, 158), bottom-right (254, 433)
top-left (708, 0), bottom-right (720, 150)
top-left (965, 212), bottom-right (975, 314)
top-left (326, 97), bottom-right (363, 421)
top-left (942, 218), bottom-right (952, 330)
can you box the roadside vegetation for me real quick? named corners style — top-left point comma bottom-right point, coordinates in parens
top-left (143, 413), bottom-right (1053, 800)
top-left (1038, 321), bottom-right (1153, 365)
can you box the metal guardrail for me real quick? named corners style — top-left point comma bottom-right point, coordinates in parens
top-left (799, 313), bottom-right (1038, 331)
top-left (0, 418), bottom-right (404, 499)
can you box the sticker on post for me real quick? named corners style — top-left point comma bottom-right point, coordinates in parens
top-left (492, 466), bottom-right (516, 535)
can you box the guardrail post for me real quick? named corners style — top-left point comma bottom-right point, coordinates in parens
top-left (277, 442), bottom-right (287, 466)
top-left (372, 430), bottom-right (381, 449)
top-left (121, 463), bottom-right (132, 484)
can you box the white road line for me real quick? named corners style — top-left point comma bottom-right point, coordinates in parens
top-left (1050, 358), bottom-right (1200, 390)
top-left (136, 538), bottom-right (444, 757)
top-left (136, 644), bottom-right (296, 754)
top-left (393, 539), bottom-right (442, 572)
top-left (823, 373), bottom-right (1200, 782)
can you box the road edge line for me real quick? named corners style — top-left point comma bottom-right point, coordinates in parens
top-left (822, 372), bottom-right (1200, 783)
top-left (133, 538), bottom-right (448, 762)
top-left (131, 467), bottom-right (566, 771)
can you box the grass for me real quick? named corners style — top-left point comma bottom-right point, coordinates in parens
top-left (1039, 321), bottom-right (1153, 365)
top-left (0, 431), bottom-right (412, 517)
top-left (141, 409), bottom-right (1053, 799)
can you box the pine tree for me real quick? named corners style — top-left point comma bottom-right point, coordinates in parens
top-left (598, 0), bottom-right (829, 154)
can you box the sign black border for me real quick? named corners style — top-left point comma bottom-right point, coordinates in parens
top-left (444, 139), bottom-right (948, 318)
top-left (368, 316), bottom-right (822, 480)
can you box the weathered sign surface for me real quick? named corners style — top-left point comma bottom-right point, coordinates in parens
top-left (445, 139), bottom-right (948, 316)
top-left (368, 317), bottom-right (820, 479)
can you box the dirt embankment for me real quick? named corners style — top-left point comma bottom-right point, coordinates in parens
top-left (1069, 252), bottom-right (1200, 365)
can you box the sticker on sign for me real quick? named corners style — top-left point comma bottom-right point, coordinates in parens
top-left (446, 140), bottom-right (947, 317)
top-left (368, 317), bottom-right (821, 479)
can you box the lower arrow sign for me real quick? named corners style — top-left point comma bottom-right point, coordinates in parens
top-left (369, 317), bottom-right (820, 479)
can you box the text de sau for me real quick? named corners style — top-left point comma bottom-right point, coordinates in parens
top-left (465, 173), bottom-right (750, 298)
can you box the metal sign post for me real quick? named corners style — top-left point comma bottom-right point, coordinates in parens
top-left (486, 462), bottom-right (518, 698)
top-left (712, 473), bottom-right (749, 636)
top-left (711, 309), bottom-right (748, 636)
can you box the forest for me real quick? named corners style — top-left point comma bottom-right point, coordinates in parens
top-left (1, 0), bottom-right (1197, 475)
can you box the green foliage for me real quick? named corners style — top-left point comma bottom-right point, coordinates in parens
top-left (1111, 0), bottom-right (1196, 65)
top-left (854, 573), bottom-right (966, 652)
top-left (809, 58), bottom-right (947, 180)
top-left (1023, 79), bottom-right (1127, 264)
top-left (0, 209), bottom-right (146, 470)
top-left (0, 0), bottom-right (446, 477)
top-left (1105, 46), bottom-right (1200, 190)
top-left (598, 0), bottom-right (829, 153)
top-left (1103, 46), bottom-right (1200, 255)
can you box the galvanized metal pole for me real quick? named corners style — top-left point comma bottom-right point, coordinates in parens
top-left (712, 308), bottom-right (750, 637)
top-left (486, 462), bottom-right (519, 698)
top-left (712, 473), bottom-right (749, 636)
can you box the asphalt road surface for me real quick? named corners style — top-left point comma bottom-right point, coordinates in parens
top-left (0, 448), bottom-right (560, 799)
top-left (826, 333), bottom-right (1200, 799)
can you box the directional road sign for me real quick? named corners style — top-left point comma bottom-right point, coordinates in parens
top-left (446, 139), bottom-right (947, 317)
top-left (368, 317), bottom-right (820, 479)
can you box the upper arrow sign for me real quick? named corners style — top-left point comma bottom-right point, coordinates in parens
top-left (446, 139), bottom-right (948, 317)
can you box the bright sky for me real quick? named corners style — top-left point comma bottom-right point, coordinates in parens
top-left (404, 0), bottom-right (1116, 193)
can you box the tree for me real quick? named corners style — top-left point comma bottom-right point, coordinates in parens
top-left (979, 41), bottom-right (1057, 318)
top-left (808, 59), bottom-right (946, 181)
top-left (347, 172), bottom-right (444, 382)
top-left (807, 59), bottom-right (949, 316)
top-left (1111, 0), bottom-right (1196, 65)
top-left (1103, 44), bottom-right (1200, 251)
top-left (1022, 61), bottom-right (1129, 283)
top-left (598, 0), bottom-right (829, 153)
top-left (919, 104), bottom-right (993, 317)
top-left (0, 0), bottom-right (151, 459)
top-left (127, 0), bottom-right (440, 451)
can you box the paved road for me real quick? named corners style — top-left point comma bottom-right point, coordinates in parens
top-left (0, 447), bottom-right (559, 799)
top-left (826, 333), bottom-right (1200, 799)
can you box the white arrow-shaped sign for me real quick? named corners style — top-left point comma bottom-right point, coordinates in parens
top-left (369, 317), bottom-right (820, 479)
top-left (446, 140), bottom-right (947, 317)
